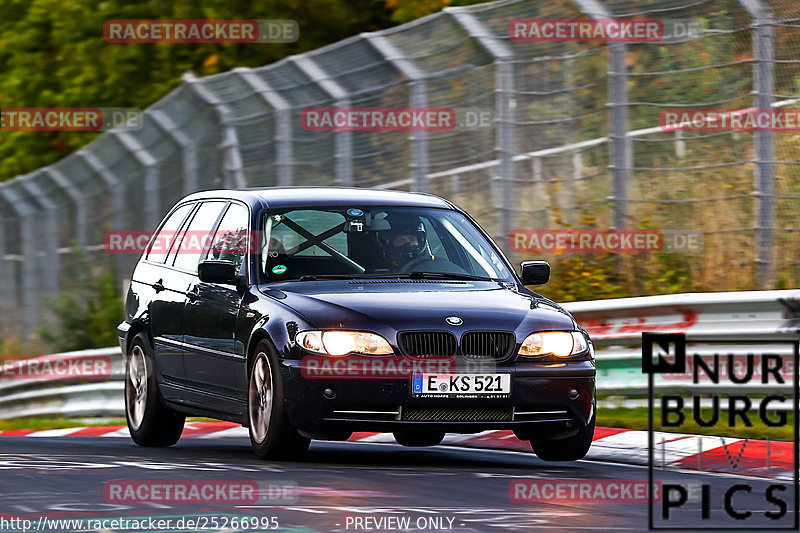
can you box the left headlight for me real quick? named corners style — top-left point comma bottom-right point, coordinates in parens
top-left (518, 331), bottom-right (590, 358)
top-left (296, 330), bottom-right (393, 356)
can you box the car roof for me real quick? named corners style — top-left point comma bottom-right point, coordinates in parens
top-left (181, 187), bottom-right (454, 210)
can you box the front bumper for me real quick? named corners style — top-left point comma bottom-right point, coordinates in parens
top-left (281, 359), bottom-right (596, 434)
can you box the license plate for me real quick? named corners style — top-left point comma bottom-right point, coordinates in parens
top-left (411, 373), bottom-right (511, 398)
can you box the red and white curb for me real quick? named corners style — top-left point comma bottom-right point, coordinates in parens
top-left (0, 422), bottom-right (792, 478)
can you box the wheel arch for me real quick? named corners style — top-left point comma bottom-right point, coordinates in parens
top-left (125, 320), bottom-right (152, 355)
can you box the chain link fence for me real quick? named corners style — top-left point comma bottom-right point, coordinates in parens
top-left (1, 0), bottom-right (799, 337)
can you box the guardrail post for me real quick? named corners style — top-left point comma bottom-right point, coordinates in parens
top-left (366, 33), bottom-right (430, 192)
top-left (738, 0), bottom-right (775, 288)
top-left (291, 56), bottom-right (353, 187)
top-left (447, 7), bottom-right (515, 252)
top-left (234, 68), bottom-right (294, 187)
top-left (148, 109), bottom-right (200, 196)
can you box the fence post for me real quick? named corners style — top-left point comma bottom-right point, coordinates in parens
top-left (77, 150), bottom-right (128, 278)
top-left (0, 204), bottom-right (9, 327)
top-left (366, 33), bottom-right (430, 192)
top-left (77, 151), bottom-right (126, 232)
top-left (185, 78), bottom-right (247, 189)
top-left (574, 0), bottom-right (630, 229)
top-left (44, 167), bottom-right (88, 247)
top-left (0, 184), bottom-right (40, 337)
top-left (675, 131), bottom-right (685, 158)
top-left (609, 42), bottom-right (630, 229)
top-left (148, 109), bottom-right (200, 196)
top-left (234, 68), bottom-right (294, 187)
top-left (291, 56), bottom-right (352, 187)
top-left (447, 8), bottom-right (515, 252)
top-left (18, 179), bottom-right (60, 302)
top-left (738, 0), bottom-right (775, 288)
top-left (111, 131), bottom-right (160, 231)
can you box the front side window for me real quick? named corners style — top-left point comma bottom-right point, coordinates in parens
top-left (206, 203), bottom-right (250, 272)
top-left (259, 206), bottom-right (513, 282)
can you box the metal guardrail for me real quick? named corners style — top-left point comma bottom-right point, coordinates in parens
top-left (0, 348), bottom-right (124, 419)
top-left (1, 290), bottom-right (798, 419)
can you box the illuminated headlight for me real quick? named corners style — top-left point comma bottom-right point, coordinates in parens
top-left (518, 331), bottom-right (589, 358)
top-left (296, 330), bottom-right (393, 356)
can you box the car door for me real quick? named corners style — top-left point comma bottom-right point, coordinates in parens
top-left (181, 201), bottom-right (249, 396)
top-left (140, 202), bottom-right (196, 381)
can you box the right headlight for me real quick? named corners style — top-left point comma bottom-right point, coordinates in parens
top-left (518, 331), bottom-right (590, 358)
top-left (296, 330), bottom-right (393, 356)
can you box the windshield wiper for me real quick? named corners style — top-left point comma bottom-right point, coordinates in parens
top-left (279, 272), bottom-right (493, 282)
top-left (266, 274), bottom-right (361, 282)
top-left (405, 271), bottom-right (492, 281)
top-left (297, 274), bottom-right (361, 281)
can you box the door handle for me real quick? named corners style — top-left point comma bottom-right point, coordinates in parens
top-left (152, 280), bottom-right (165, 293)
top-left (187, 288), bottom-right (201, 302)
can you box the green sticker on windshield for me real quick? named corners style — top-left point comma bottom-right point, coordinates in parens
top-left (271, 264), bottom-right (287, 275)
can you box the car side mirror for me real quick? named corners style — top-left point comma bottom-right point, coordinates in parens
top-left (520, 261), bottom-right (550, 285)
top-left (198, 260), bottom-right (240, 285)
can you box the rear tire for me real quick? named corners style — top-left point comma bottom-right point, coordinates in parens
top-left (531, 415), bottom-right (595, 461)
top-left (248, 341), bottom-right (310, 460)
top-left (125, 332), bottom-right (185, 447)
top-left (393, 431), bottom-right (445, 447)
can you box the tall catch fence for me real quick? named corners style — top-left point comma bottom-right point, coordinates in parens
top-left (0, 0), bottom-right (799, 336)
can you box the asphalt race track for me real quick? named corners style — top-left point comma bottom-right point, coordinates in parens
top-left (0, 436), bottom-right (795, 532)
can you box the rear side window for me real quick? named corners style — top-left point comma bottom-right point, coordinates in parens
top-left (206, 203), bottom-right (250, 272)
top-left (146, 203), bottom-right (194, 263)
top-left (171, 201), bottom-right (226, 272)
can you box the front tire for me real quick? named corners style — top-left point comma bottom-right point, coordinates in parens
top-left (531, 416), bottom-right (595, 461)
top-left (248, 341), bottom-right (310, 460)
top-left (125, 332), bottom-right (185, 447)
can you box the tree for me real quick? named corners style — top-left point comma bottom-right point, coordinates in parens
top-left (0, 0), bottom-right (396, 180)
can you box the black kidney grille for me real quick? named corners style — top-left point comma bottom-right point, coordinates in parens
top-left (398, 331), bottom-right (457, 356)
top-left (461, 331), bottom-right (516, 360)
top-left (403, 407), bottom-right (513, 422)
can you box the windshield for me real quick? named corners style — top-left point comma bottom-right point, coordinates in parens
top-left (259, 206), bottom-right (514, 282)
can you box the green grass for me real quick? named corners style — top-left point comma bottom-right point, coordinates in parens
top-left (0, 417), bottom-right (127, 431)
top-left (0, 416), bottom-right (217, 431)
top-left (598, 407), bottom-right (795, 442)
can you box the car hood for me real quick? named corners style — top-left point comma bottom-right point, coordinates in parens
top-left (259, 280), bottom-right (575, 334)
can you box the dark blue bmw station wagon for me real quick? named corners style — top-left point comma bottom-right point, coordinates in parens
top-left (118, 188), bottom-right (596, 461)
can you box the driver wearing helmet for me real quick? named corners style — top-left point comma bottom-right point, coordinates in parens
top-left (383, 214), bottom-right (433, 272)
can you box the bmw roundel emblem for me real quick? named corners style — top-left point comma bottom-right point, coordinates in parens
top-left (446, 316), bottom-right (463, 326)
